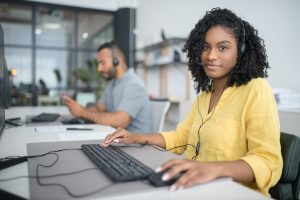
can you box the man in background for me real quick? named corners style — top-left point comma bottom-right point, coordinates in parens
top-left (64, 41), bottom-right (151, 133)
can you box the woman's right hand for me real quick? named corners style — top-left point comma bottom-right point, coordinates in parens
top-left (100, 128), bottom-right (137, 147)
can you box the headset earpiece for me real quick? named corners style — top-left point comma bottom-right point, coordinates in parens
top-left (111, 44), bottom-right (119, 67)
top-left (113, 57), bottom-right (119, 67)
top-left (241, 41), bottom-right (246, 54)
top-left (240, 20), bottom-right (246, 54)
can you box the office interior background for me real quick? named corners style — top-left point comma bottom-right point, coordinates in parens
top-left (1, 0), bottom-right (300, 127)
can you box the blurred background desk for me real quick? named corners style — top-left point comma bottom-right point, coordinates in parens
top-left (5, 106), bottom-right (69, 120)
top-left (37, 95), bottom-right (61, 106)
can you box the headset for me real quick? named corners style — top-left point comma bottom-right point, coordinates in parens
top-left (193, 83), bottom-right (227, 159)
top-left (239, 20), bottom-right (246, 54)
top-left (113, 58), bottom-right (119, 67)
top-left (194, 96), bottom-right (217, 159)
top-left (110, 44), bottom-right (120, 68)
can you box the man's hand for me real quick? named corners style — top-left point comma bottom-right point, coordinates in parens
top-left (63, 95), bottom-right (86, 118)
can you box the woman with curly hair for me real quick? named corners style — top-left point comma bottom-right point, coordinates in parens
top-left (101, 8), bottom-right (282, 196)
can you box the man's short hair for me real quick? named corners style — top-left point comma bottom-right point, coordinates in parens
top-left (97, 41), bottom-right (123, 54)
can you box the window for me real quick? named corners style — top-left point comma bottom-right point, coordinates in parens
top-left (0, 3), bottom-right (32, 45)
top-left (76, 11), bottom-right (113, 93)
top-left (0, 1), bottom-right (114, 106)
top-left (35, 7), bottom-right (75, 48)
top-left (78, 12), bottom-right (113, 49)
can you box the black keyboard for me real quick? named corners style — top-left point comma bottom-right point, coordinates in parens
top-left (81, 144), bottom-right (154, 182)
top-left (31, 113), bottom-right (60, 122)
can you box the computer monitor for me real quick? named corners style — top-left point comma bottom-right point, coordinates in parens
top-left (0, 23), bottom-right (5, 137)
top-left (3, 59), bottom-right (11, 109)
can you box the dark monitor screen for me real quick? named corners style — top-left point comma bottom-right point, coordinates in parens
top-left (0, 23), bottom-right (5, 136)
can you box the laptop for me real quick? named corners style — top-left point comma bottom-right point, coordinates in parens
top-left (31, 113), bottom-right (60, 122)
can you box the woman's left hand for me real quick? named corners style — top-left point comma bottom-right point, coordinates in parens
top-left (157, 159), bottom-right (221, 191)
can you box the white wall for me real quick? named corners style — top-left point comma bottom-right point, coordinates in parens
top-left (136, 0), bottom-right (300, 93)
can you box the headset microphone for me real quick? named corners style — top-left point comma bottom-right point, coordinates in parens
top-left (195, 141), bottom-right (200, 157)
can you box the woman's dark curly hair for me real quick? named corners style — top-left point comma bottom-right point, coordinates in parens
top-left (183, 8), bottom-right (269, 93)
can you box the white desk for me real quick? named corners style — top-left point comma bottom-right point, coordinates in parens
top-left (0, 106), bottom-right (271, 200)
top-left (5, 106), bottom-right (70, 120)
top-left (103, 180), bottom-right (268, 200)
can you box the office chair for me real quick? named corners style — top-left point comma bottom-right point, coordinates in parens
top-left (270, 132), bottom-right (300, 200)
top-left (150, 100), bottom-right (170, 133)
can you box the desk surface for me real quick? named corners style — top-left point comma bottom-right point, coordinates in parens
top-left (0, 106), bottom-right (270, 200)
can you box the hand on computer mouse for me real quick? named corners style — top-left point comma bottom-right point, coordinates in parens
top-left (148, 168), bottom-right (183, 187)
top-left (153, 159), bottom-right (222, 191)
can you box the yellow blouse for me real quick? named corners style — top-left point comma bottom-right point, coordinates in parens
top-left (161, 78), bottom-right (283, 196)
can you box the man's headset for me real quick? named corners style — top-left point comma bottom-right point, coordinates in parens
top-left (110, 44), bottom-right (120, 68)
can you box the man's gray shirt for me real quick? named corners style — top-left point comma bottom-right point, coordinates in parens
top-left (99, 68), bottom-right (151, 133)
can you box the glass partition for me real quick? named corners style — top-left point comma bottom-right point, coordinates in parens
top-left (78, 11), bottom-right (113, 50)
top-left (0, 1), bottom-right (114, 106)
top-left (35, 6), bottom-right (75, 48)
top-left (0, 3), bottom-right (32, 45)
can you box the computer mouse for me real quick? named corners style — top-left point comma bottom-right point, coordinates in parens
top-left (148, 168), bottom-right (183, 187)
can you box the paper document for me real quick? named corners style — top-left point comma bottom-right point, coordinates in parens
top-left (58, 132), bottom-right (107, 141)
top-left (34, 125), bottom-right (88, 133)
top-left (33, 125), bottom-right (116, 141)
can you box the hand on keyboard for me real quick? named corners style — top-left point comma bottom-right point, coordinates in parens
top-left (101, 128), bottom-right (136, 147)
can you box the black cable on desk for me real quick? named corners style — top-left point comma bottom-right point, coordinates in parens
top-left (0, 148), bottom-right (114, 198)
top-left (0, 148), bottom-right (82, 170)
top-left (0, 167), bottom-right (97, 182)
top-left (0, 143), bottom-right (198, 198)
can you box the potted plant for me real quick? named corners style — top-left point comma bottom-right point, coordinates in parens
top-left (74, 59), bottom-right (105, 100)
